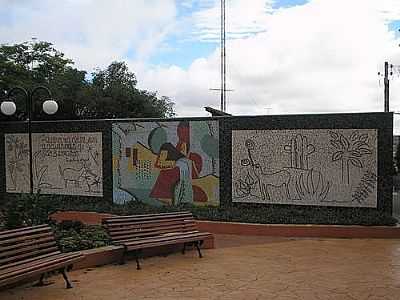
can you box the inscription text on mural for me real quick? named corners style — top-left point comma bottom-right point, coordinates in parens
top-left (5, 132), bottom-right (103, 196)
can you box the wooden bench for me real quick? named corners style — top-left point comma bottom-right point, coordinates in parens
top-left (0, 224), bottom-right (83, 289)
top-left (103, 211), bottom-right (212, 269)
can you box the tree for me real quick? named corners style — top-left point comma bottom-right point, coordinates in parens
top-left (0, 41), bottom-right (74, 89)
top-left (75, 61), bottom-right (175, 119)
top-left (0, 41), bottom-right (175, 120)
top-left (329, 131), bottom-right (372, 184)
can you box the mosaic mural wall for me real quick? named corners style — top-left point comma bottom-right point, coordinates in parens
top-left (5, 132), bottom-right (103, 196)
top-left (112, 121), bottom-right (219, 206)
top-left (232, 129), bottom-right (378, 207)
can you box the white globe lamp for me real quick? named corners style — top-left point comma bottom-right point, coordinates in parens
top-left (42, 100), bottom-right (58, 115)
top-left (0, 101), bottom-right (17, 116)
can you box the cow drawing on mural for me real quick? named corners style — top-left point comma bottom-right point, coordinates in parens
top-left (254, 164), bottom-right (291, 201)
top-left (150, 121), bottom-right (207, 205)
top-left (59, 163), bottom-right (100, 192)
top-left (233, 132), bottom-right (336, 204)
top-left (58, 148), bottom-right (101, 193)
top-left (59, 165), bottom-right (85, 188)
top-left (235, 139), bottom-right (291, 202)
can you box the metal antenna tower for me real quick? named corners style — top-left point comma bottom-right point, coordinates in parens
top-left (210, 0), bottom-right (233, 111)
top-left (221, 0), bottom-right (226, 112)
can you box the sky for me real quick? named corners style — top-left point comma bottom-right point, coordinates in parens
top-left (1, 0), bottom-right (400, 131)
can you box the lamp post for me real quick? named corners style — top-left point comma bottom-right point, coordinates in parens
top-left (0, 86), bottom-right (58, 194)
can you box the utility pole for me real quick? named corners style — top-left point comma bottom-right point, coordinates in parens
top-left (221, 0), bottom-right (226, 112)
top-left (379, 61), bottom-right (393, 112)
top-left (384, 61), bottom-right (390, 112)
top-left (210, 0), bottom-right (233, 111)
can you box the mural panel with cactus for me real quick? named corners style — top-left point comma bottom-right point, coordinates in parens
top-left (232, 129), bottom-right (377, 207)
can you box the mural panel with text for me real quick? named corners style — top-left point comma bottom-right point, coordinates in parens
top-left (232, 129), bottom-right (377, 207)
top-left (5, 132), bottom-right (103, 196)
top-left (113, 121), bottom-right (219, 206)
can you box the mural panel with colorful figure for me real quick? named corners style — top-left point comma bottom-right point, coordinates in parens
top-left (112, 121), bottom-right (219, 206)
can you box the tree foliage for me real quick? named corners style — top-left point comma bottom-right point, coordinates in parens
top-left (76, 61), bottom-right (174, 119)
top-left (0, 41), bottom-right (175, 120)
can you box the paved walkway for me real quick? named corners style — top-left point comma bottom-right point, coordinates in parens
top-left (2, 235), bottom-right (400, 300)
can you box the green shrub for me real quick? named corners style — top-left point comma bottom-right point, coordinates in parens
top-left (189, 204), bottom-right (398, 226)
top-left (0, 193), bottom-right (397, 233)
top-left (1, 192), bottom-right (58, 229)
top-left (54, 221), bottom-right (111, 252)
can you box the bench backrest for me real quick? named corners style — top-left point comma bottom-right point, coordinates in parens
top-left (103, 211), bottom-right (198, 243)
top-left (0, 224), bottom-right (60, 268)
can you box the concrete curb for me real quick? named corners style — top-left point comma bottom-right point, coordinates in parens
top-left (50, 211), bottom-right (400, 239)
top-left (196, 220), bottom-right (400, 239)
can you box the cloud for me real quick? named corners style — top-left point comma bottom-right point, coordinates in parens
top-left (137, 0), bottom-right (400, 133)
top-left (2, 0), bottom-right (400, 133)
top-left (189, 0), bottom-right (274, 42)
top-left (0, 0), bottom-right (177, 71)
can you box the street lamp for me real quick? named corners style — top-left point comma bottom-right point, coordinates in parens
top-left (0, 101), bottom-right (17, 115)
top-left (0, 86), bottom-right (58, 194)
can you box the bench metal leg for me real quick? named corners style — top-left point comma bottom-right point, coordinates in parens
top-left (195, 241), bottom-right (203, 258)
top-left (60, 268), bottom-right (72, 289)
top-left (120, 246), bottom-right (127, 265)
top-left (182, 242), bottom-right (187, 255)
top-left (33, 274), bottom-right (46, 287)
top-left (134, 250), bottom-right (141, 270)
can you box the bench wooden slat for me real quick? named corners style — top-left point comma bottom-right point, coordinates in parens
top-left (121, 231), bottom-right (211, 245)
top-left (104, 217), bottom-right (194, 228)
top-left (0, 224), bottom-right (49, 237)
top-left (110, 223), bottom-right (198, 236)
top-left (108, 222), bottom-right (197, 236)
top-left (0, 246), bottom-right (60, 266)
top-left (107, 224), bottom-right (196, 235)
top-left (106, 218), bottom-right (195, 230)
top-left (0, 253), bottom-right (73, 275)
top-left (0, 255), bottom-right (83, 287)
top-left (111, 226), bottom-right (198, 241)
top-left (0, 253), bottom-right (80, 278)
top-left (0, 224), bottom-right (84, 289)
top-left (0, 252), bottom-right (61, 271)
top-left (104, 213), bottom-right (197, 242)
top-left (0, 225), bottom-right (51, 241)
top-left (104, 214), bottom-right (193, 225)
top-left (0, 241), bottom-right (57, 260)
top-left (104, 212), bottom-right (211, 268)
top-left (103, 211), bottom-right (191, 222)
top-left (0, 230), bottom-right (53, 247)
top-left (0, 253), bottom-right (82, 280)
top-left (125, 233), bottom-right (213, 251)
top-left (0, 235), bottom-right (54, 253)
